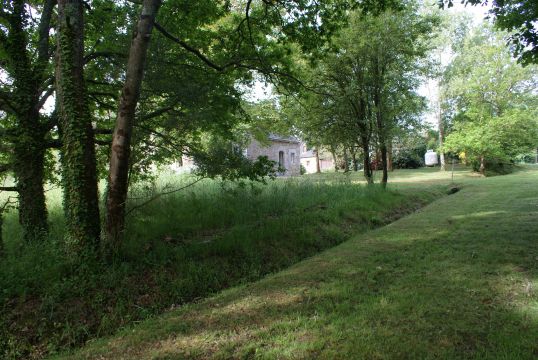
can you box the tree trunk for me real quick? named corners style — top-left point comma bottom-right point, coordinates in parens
top-left (374, 86), bottom-right (388, 187)
top-left (361, 138), bottom-right (373, 184)
top-left (56, 0), bottom-right (101, 252)
top-left (105, 0), bottom-right (162, 250)
top-left (352, 150), bottom-right (358, 172)
top-left (380, 144), bottom-right (388, 187)
top-left (330, 146), bottom-right (338, 172)
top-left (479, 155), bottom-right (485, 175)
top-left (0, 208), bottom-right (4, 257)
top-left (5, 0), bottom-right (53, 242)
top-left (438, 95), bottom-right (446, 171)
top-left (315, 148), bottom-right (321, 173)
top-left (343, 147), bottom-right (350, 172)
top-left (13, 141), bottom-right (48, 241)
top-left (387, 141), bottom-right (393, 172)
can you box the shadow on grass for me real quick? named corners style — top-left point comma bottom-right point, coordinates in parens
top-left (67, 184), bottom-right (538, 359)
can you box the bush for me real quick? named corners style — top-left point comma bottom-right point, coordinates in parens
top-left (471, 158), bottom-right (515, 176)
top-left (393, 150), bottom-right (424, 169)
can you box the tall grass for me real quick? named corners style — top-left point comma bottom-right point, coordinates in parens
top-left (0, 172), bottom-right (441, 359)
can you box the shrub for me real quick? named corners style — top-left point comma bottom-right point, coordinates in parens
top-left (393, 150), bottom-right (424, 169)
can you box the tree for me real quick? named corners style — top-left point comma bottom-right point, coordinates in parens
top-left (0, 0), bottom-right (56, 241)
top-left (442, 25), bottom-right (538, 173)
top-left (444, 109), bottom-right (538, 174)
top-left (56, 0), bottom-right (101, 252)
top-left (287, 3), bottom-right (436, 185)
top-left (105, 0), bottom-right (162, 251)
top-left (441, 0), bottom-right (538, 64)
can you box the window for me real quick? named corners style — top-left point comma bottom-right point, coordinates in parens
top-left (306, 160), bottom-right (310, 166)
top-left (278, 151), bottom-right (285, 168)
top-left (290, 152), bottom-right (296, 164)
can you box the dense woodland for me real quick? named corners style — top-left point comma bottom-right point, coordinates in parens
top-left (0, 0), bottom-right (537, 358)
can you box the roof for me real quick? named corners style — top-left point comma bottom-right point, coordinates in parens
top-left (267, 133), bottom-right (300, 144)
top-left (300, 150), bottom-right (316, 158)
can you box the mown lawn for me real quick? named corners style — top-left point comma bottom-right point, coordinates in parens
top-left (1, 168), bottom-right (446, 359)
top-left (55, 166), bottom-right (538, 359)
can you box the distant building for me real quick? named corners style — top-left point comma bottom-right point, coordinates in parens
top-left (300, 144), bottom-right (335, 174)
top-left (170, 133), bottom-right (302, 176)
top-left (245, 134), bottom-right (301, 176)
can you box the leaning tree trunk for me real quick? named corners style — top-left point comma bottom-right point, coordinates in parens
top-left (105, 0), bottom-right (162, 251)
top-left (56, 0), bottom-right (101, 252)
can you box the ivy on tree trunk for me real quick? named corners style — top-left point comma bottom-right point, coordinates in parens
top-left (2, 0), bottom-right (55, 242)
top-left (56, 0), bottom-right (101, 252)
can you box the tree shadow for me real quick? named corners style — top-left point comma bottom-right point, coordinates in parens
top-left (67, 183), bottom-right (538, 360)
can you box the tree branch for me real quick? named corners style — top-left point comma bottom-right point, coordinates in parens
top-left (35, 0), bottom-right (56, 73)
top-left (84, 51), bottom-right (128, 64)
top-left (0, 186), bottom-right (18, 192)
top-left (154, 22), bottom-right (231, 72)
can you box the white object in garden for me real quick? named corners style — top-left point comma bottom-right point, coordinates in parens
top-left (425, 150), bottom-right (438, 166)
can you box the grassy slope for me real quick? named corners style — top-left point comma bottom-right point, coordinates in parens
top-left (1, 168), bottom-right (444, 359)
top-left (56, 166), bottom-right (538, 359)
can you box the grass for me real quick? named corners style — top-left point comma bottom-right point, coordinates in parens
top-left (0, 168), bottom-right (446, 359)
top-left (53, 165), bottom-right (538, 359)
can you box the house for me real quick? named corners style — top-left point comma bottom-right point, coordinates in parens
top-left (245, 134), bottom-right (301, 176)
top-left (170, 133), bottom-right (302, 176)
top-left (300, 144), bottom-right (335, 173)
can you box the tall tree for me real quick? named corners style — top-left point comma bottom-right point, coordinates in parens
top-left (441, 24), bottom-right (538, 173)
top-left (0, 0), bottom-right (56, 241)
top-left (56, 0), bottom-right (101, 252)
top-left (105, 0), bottom-right (162, 250)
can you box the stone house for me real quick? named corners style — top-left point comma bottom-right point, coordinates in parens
top-left (245, 134), bottom-right (301, 176)
top-left (170, 133), bottom-right (302, 176)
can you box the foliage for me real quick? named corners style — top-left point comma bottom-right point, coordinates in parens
top-left (442, 0), bottom-right (538, 64)
top-left (443, 109), bottom-right (538, 173)
top-left (441, 25), bottom-right (538, 173)
top-left (191, 137), bottom-right (279, 183)
top-left (393, 150), bottom-right (425, 169)
top-left (284, 2), bottom-right (437, 183)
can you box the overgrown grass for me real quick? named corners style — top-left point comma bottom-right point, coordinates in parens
top-left (55, 166), bottom-right (538, 360)
top-left (0, 169), bottom-right (444, 359)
